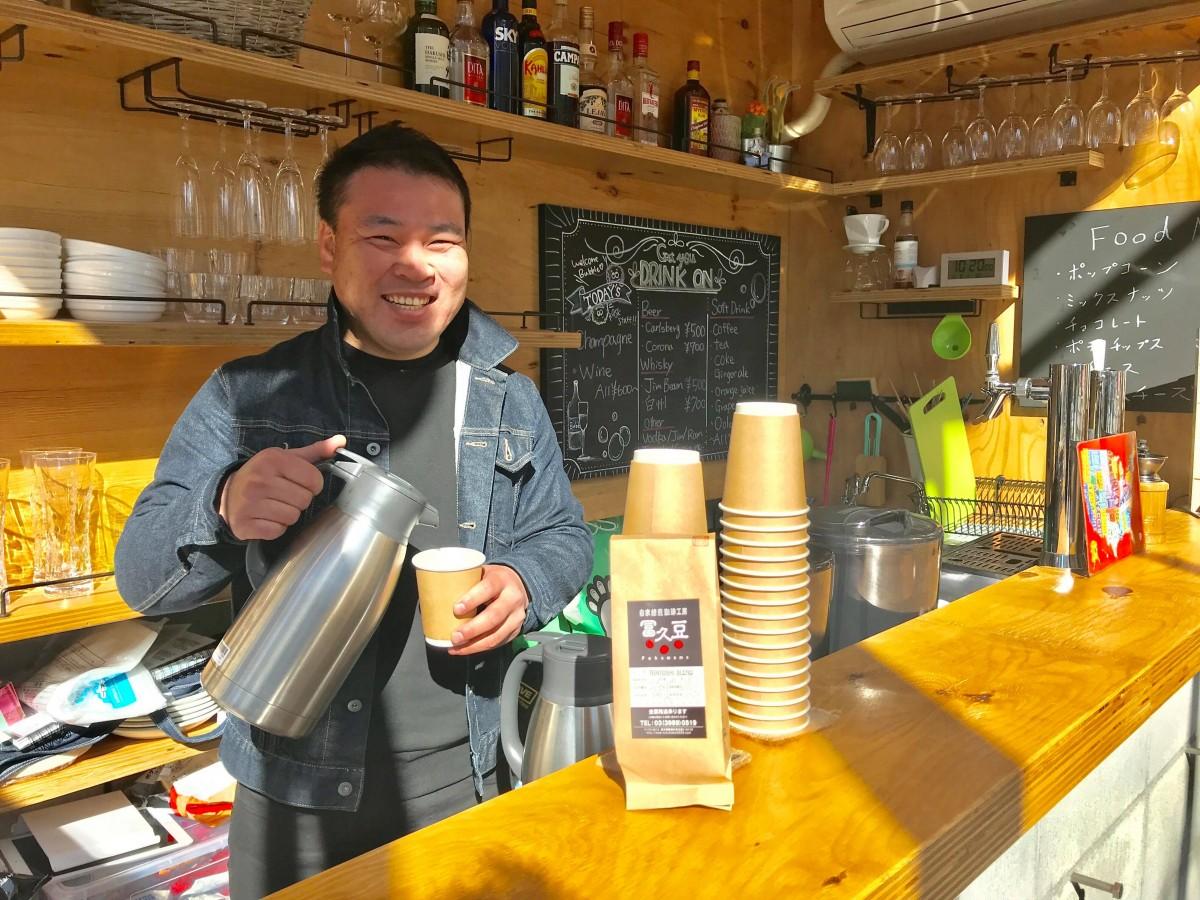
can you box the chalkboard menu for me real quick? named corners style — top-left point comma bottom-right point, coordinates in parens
top-left (539, 205), bottom-right (780, 479)
top-left (1021, 202), bottom-right (1199, 412)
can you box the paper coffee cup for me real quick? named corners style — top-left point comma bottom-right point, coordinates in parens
top-left (725, 659), bottom-right (810, 684)
top-left (726, 677), bottom-right (811, 702)
top-left (722, 604), bottom-right (811, 632)
top-left (719, 517), bottom-right (810, 536)
top-left (412, 547), bottom-right (486, 648)
top-left (720, 572), bottom-right (811, 592)
top-left (719, 545), bottom-right (810, 564)
top-left (720, 586), bottom-right (810, 608)
top-left (730, 717), bottom-right (809, 738)
top-left (722, 402), bottom-right (807, 513)
top-left (623, 448), bottom-right (707, 536)
top-left (719, 505), bottom-right (810, 530)
top-left (724, 643), bottom-right (811, 666)
top-left (723, 630), bottom-right (811, 653)
top-left (729, 698), bottom-right (811, 720)
top-left (719, 559), bottom-right (810, 579)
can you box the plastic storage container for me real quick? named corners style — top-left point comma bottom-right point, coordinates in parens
top-left (809, 505), bottom-right (942, 654)
top-left (41, 809), bottom-right (228, 900)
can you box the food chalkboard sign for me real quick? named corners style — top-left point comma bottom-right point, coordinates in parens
top-left (539, 205), bottom-right (780, 479)
top-left (1021, 202), bottom-right (1199, 412)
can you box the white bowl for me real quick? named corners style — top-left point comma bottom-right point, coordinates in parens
top-left (63, 239), bottom-right (164, 267)
top-left (0, 300), bottom-right (63, 320)
top-left (67, 297), bottom-right (166, 312)
top-left (0, 275), bottom-right (61, 293)
top-left (1, 258), bottom-right (63, 271)
top-left (65, 306), bottom-right (164, 323)
top-left (64, 276), bottom-right (166, 295)
top-left (65, 259), bottom-right (168, 280)
top-left (0, 227), bottom-right (61, 242)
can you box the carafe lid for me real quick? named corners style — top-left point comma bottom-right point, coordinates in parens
top-left (541, 634), bottom-right (612, 707)
top-left (329, 449), bottom-right (438, 541)
top-left (809, 505), bottom-right (941, 548)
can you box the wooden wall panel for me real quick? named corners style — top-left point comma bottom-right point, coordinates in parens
top-left (0, 0), bottom-right (798, 557)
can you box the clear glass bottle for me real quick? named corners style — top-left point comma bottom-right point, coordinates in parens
top-left (673, 59), bottom-right (710, 155)
top-left (545, 0), bottom-right (579, 126)
top-left (450, 0), bottom-right (489, 106)
top-left (518, 1), bottom-right (547, 119)
top-left (710, 98), bottom-right (742, 161)
top-left (483, 0), bottom-right (520, 113)
top-left (602, 21), bottom-right (633, 139)
top-left (893, 199), bottom-right (918, 288)
top-left (404, 0), bottom-right (450, 97)
top-left (629, 32), bottom-right (660, 146)
top-left (577, 6), bottom-right (606, 133)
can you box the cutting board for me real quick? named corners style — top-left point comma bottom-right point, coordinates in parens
top-left (909, 377), bottom-right (976, 526)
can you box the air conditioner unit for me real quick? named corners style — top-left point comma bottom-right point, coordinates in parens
top-left (825, 0), bottom-right (1167, 65)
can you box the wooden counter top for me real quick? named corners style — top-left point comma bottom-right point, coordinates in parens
top-left (273, 513), bottom-right (1200, 900)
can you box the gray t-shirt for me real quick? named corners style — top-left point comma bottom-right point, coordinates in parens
top-left (343, 334), bottom-right (472, 800)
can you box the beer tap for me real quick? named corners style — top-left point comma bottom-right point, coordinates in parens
top-left (974, 323), bottom-right (1050, 423)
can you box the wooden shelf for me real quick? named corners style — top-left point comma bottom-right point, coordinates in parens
top-left (813, 1), bottom-right (1200, 99)
top-left (828, 151), bottom-right (1103, 197)
top-left (0, 319), bottom-right (581, 349)
top-left (0, 577), bottom-right (229, 644)
top-left (0, 1), bottom-right (829, 204)
top-left (829, 284), bottom-right (1019, 305)
top-left (0, 724), bottom-right (220, 813)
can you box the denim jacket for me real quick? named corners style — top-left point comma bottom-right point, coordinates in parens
top-left (114, 298), bottom-right (592, 811)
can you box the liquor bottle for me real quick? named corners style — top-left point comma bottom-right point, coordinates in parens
top-left (629, 32), bottom-right (660, 146)
top-left (545, 0), bottom-right (580, 126)
top-left (602, 21), bottom-right (633, 139)
top-left (893, 199), bottom-right (918, 288)
top-left (450, 0), bottom-right (489, 106)
top-left (577, 6), bottom-right (606, 133)
top-left (567, 379), bottom-right (582, 451)
top-left (673, 59), bottom-right (710, 154)
top-left (404, 0), bottom-right (451, 97)
top-left (483, 0), bottom-right (520, 113)
top-left (518, 1), bottom-right (547, 119)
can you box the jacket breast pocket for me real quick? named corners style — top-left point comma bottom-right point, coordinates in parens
top-left (488, 431), bottom-right (534, 551)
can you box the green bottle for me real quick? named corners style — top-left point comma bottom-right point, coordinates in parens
top-left (405, 0), bottom-right (451, 97)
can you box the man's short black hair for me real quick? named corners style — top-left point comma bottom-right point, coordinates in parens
top-left (316, 122), bottom-right (471, 232)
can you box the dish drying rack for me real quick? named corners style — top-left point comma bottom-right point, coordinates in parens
top-left (844, 473), bottom-right (1046, 538)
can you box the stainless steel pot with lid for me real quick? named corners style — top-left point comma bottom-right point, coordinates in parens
top-left (809, 506), bottom-right (942, 652)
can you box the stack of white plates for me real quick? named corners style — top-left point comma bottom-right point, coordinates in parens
top-left (114, 688), bottom-right (220, 740)
top-left (63, 239), bottom-right (167, 323)
top-left (0, 227), bottom-right (63, 320)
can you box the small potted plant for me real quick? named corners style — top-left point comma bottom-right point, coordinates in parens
top-left (763, 77), bottom-right (802, 173)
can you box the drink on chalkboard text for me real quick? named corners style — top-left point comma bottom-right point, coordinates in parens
top-left (893, 199), bottom-right (918, 289)
top-left (546, 0), bottom-right (580, 126)
top-left (567, 379), bottom-right (583, 451)
top-left (450, 0), bottom-right (489, 107)
top-left (484, 0), bottom-right (521, 113)
top-left (577, 7), bottom-right (606, 133)
top-left (519, 2), bottom-right (548, 119)
top-left (674, 60), bottom-right (710, 155)
top-left (404, 0), bottom-right (451, 97)
top-left (603, 22), bottom-right (634, 139)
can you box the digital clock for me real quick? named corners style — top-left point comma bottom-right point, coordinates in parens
top-left (940, 250), bottom-right (1010, 287)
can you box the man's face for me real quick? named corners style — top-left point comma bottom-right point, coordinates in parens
top-left (319, 167), bottom-right (468, 360)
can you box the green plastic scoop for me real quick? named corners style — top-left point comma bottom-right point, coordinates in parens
top-left (931, 314), bottom-right (972, 360)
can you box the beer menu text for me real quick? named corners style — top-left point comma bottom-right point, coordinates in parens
top-left (539, 205), bottom-right (780, 479)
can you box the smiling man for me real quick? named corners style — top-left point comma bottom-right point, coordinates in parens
top-left (115, 124), bottom-right (592, 896)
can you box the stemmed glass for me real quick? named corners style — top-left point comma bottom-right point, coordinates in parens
top-left (358, 0), bottom-right (405, 82)
top-left (996, 82), bottom-right (1029, 160)
top-left (1052, 67), bottom-right (1085, 151)
top-left (872, 100), bottom-right (903, 175)
top-left (966, 82), bottom-right (995, 162)
top-left (229, 99), bottom-right (271, 241)
top-left (1160, 54), bottom-right (1192, 150)
top-left (1086, 63), bottom-right (1122, 149)
top-left (171, 109), bottom-right (204, 239)
top-left (941, 96), bottom-right (970, 168)
top-left (327, 8), bottom-right (365, 76)
top-left (309, 114), bottom-right (343, 242)
top-left (903, 94), bottom-right (934, 172)
top-left (269, 108), bottom-right (308, 245)
top-left (1031, 78), bottom-right (1061, 158)
top-left (210, 121), bottom-right (238, 241)
top-left (1123, 60), bottom-right (1160, 147)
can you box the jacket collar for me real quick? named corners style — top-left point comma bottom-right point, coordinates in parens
top-left (321, 292), bottom-right (518, 375)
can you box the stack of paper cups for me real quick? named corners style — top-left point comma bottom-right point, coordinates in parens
top-left (719, 401), bottom-right (812, 739)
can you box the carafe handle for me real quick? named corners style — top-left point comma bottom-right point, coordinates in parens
top-left (500, 642), bottom-right (543, 779)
